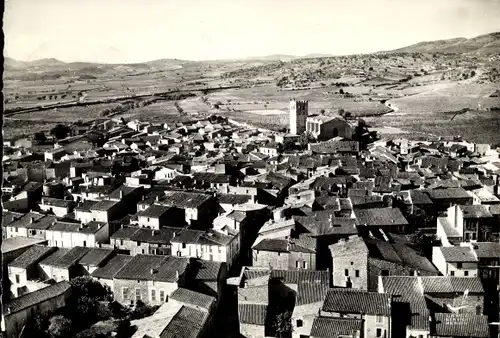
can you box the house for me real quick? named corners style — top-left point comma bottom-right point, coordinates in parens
top-left (354, 207), bottom-right (409, 234)
top-left (319, 289), bottom-right (392, 338)
top-left (4, 212), bottom-right (56, 240)
top-left (425, 188), bottom-right (473, 211)
top-left (137, 205), bottom-right (184, 229)
top-left (309, 317), bottom-right (363, 338)
top-left (170, 228), bottom-right (240, 268)
top-left (238, 303), bottom-right (269, 338)
top-left (39, 246), bottom-right (91, 282)
top-left (91, 254), bottom-right (132, 292)
top-left (89, 199), bottom-right (122, 223)
top-left (306, 116), bottom-right (357, 141)
top-left (112, 254), bottom-right (190, 306)
top-left (432, 313), bottom-right (490, 338)
top-left (78, 247), bottom-right (116, 275)
top-left (432, 246), bottom-right (478, 277)
top-left (111, 227), bottom-right (176, 256)
top-left (157, 191), bottom-right (219, 226)
top-left (437, 205), bottom-right (497, 244)
top-left (330, 235), bottom-right (438, 291)
top-left (74, 200), bottom-right (98, 224)
top-left (38, 197), bottom-right (76, 218)
top-left (291, 282), bottom-right (328, 338)
top-left (8, 245), bottom-right (58, 297)
top-left (2, 237), bottom-right (49, 267)
top-left (252, 236), bottom-right (316, 270)
top-left (1, 281), bottom-right (72, 338)
top-left (45, 221), bottom-right (109, 248)
top-left (217, 194), bottom-right (254, 213)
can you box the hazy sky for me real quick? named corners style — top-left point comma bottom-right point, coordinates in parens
top-left (5, 0), bottom-right (500, 63)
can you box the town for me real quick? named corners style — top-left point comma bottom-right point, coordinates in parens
top-left (2, 97), bottom-right (500, 338)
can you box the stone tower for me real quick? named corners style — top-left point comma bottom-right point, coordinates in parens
top-left (289, 99), bottom-right (308, 135)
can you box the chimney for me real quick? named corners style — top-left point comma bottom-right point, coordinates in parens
top-left (150, 268), bottom-right (157, 274)
top-left (79, 224), bottom-right (84, 230)
top-left (175, 270), bottom-right (179, 280)
top-left (119, 190), bottom-right (123, 199)
top-left (152, 230), bottom-right (156, 236)
top-left (30, 217), bottom-right (35, 224)
top-left (156, 195), bottom-right (159, 202)
top-left (172, 232), bottom-right (176, 238)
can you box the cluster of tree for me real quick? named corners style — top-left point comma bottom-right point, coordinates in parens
top-left (50, 124), bottom-right (71, 140)
top-left (208, 114), bottom-right (228, 124)
top-left (24, 277), bottom-right (158, 338)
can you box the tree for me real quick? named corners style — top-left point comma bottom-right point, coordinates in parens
top-left (47, 315), bottom-right (72, 338)
top-left (339, 88), bottom-right (344, 94)
top-left (273, 311), bottom-right (292, 338)
top-left (319, 109), bottom-right (325, 115)
top-left (34, 132), bottom-right (47, 144)
top-left (50, 124), bottom-right (70, 140)
top-left (299, 132), bottom-right (315, 150)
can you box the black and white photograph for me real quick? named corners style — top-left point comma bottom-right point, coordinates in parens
top-left (2, 1), bottom-right (500, 337)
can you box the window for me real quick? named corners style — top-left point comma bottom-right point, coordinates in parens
top-left (381, 270), bottom-right (389, 276)
top-left (345, 269), bottom-right (349, 276)
top-left (137, 241), bottom-right (141, 246)
top-left (464, 271), bottom-right (469, 276)
top-left (376, 315), bottom-right (384, 324)
top-left (177, 251), bottom-right (181, 257)
top-left (418, 335), bottom-right (423, 338)
top-left (120, 239), bottom-right (124, 246)
top-left (147, 217), bottom-right (150, 222)
top-left (303, 261), bottom-right (307, 269)
top-left (376, 328), bottom-right (383, 338)
top-left (123, 287), bottom-right (129, 300)
top-left (355, 270), bottom-right (360, 277)
top-left (141, 249), bottom-right (145, 254)
top-left (296, 319), bottom-right (303, 327)
top-left (278, 252), bottom-right (281, 256)
top-left (450, 271), bottom-right (455, 276)
top-left (457, 262), bottom-right (463, 269)
top-left (182, 243), bottom-right (186, 249)
top-left (160, 290), bottom-right (165, 302)
top-left (83, 240), bottom-right (87, 247)
top-left (135, 288), bottom-right (141, 301)
top-left (151, 289), bottom-right (156, 302)
top-left (15, 227), bottom-right (18, 233)
top-left (15, 274), bottom-right (20, 284)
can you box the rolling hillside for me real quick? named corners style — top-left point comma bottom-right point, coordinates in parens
top-left (380, 32), bottom-right (500, 54)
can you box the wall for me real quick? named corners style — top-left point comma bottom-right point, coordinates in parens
top-left (2, 289), bottom-right (70, 338)
top-left (289, 251), bottom-right (316, 270)
top-left (252, 250), bottom-right (289, 270)
top-left (447, 262), bottom-right (478, 277)
top-left (8, 267), bottom-right (27, 297)
top-left (138, 216), bottom-right (160, 229)
top-left (239, 323), bottom-right (265, 338)
top-left (292, 302), bottom-right (323, 338)
top-left (332, 253), bottom-right (369, 290)
top-left (113, 278), bottom-right (178, 306)
top-left (6, 226), bottom-right (28, 238)
top-left (39, 205), bottom-right (68, 218)
top-left (432, 247), bottom-right (447, 276)
top-left (75, 210), bottom-right (94, 224)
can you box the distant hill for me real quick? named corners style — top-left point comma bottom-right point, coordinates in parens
top-left (379, 32), bottom-right (500, 54)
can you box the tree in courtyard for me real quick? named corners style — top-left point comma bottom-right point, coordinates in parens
top-left (34, 132), bottom-right (47, 144)
top-left (47, 315), bottom-right (72, 338)
top-left (50, 124), bottom-right (71, 140)
top-left (273, 311), bottom-right (293, 338)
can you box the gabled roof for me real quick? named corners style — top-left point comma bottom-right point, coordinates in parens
top-left (78, 248), bottom-right (115, 267)
top-left (310, 317), bottom-right (362, 338)
top-left (354, 207), bottom-right (408, 227)
top-left (296, 282), bottom-right (329, 306)
top-left (160, 305), bottom-right (209, 338)
top-left (42, 246), bottom-right (91, 268)
top-left (2, 237), bottom-right (48, 254)
top-left (421, 276), bottom-right (484, 294)
top-left (322, 289), bottom-right (391, 316)
top-left (170, 287), bottom-right (215, 310)
top-left (114, 254), bottom-right (189, 282)
top-left (238, 304), bottom-right (267, 325)
top-left (9, 245), bottom-right (57, 269)
top-left (3, 281), bottom-right (71, 315)
top-left (439, 247), bottom-right (478, 262)
top-left (91, 254), bottom-right (132, 279)
top-left (433, 313), bottom-right (489, 338)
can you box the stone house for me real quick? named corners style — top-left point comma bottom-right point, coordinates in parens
top-left (92, 254), bottom-right (132, 293)
top-left (252, 237), bottom-right (316, 270)
top-left (38, 197), bottom-right (75, 218)
top-left (45, 221), bottom-right (109, 248)
top-left (291, 283), bottom-right (328, 338)
top-left (319, 289), bottom-right (392, 338)
top-left (432, 246), bottom-right (479, 277)
top-left (1, 281), bottom-right (72, 338)
top-left (112, 254), bottom-right (189, 306)
top-left (39, 246), bottom-right (90, 282)
top-left (137, 205), bottom-right (184, 229)
top-left (330, 236), bottom-right (438, 291)
top-left (111, 227), bottom-right (175, 256)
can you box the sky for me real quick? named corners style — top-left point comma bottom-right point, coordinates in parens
top-left (4, 0), bottom-right (500, 63)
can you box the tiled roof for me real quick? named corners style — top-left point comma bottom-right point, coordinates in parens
top-left (9, 245), bottom-right (56, 269)
top-left (91, 254), bottom-right (132, 279)
top-left (473, 242), bottom-right (500, 258)
top-left (310, 317), bottom-right (362, 338)
top-left (294, 214), bottom-right (358, 237)
top-left (170, 287), bottom-right (215, 310)
top-left (48, 221), bottom-right (106, 234)
top-left (138, 205), bottom-right (175, 218)
top-left (459, 205), bottom-right (493, 219)
top-left (114, 254), bottom-right (189, 282)
top-left (110, 226), bottom-right (140, 239)
top-left (439, 247), bottom-right (478, 262)
top-left (40, 197), bottom-right (73, 208)
top-left (270, 270), bottom-right (329, 285)
top-left (425, 187), bottom-right (471, 200)
top-left (238, 304), bottom-right (267, 325)
top-left (91, 199), bottom-right (120, 211)
top-left (354, 207), bottom-right (408, 226)
top-left (3, 281), bottom-right (71, 315)
top-left (161, 191), bottom-right (212, 209)
top-left (78, 248), bottom-right (115, 267)
top-left (322, 289), bottom-right (391, 316)
top-left (2, 237), bottom-right (48, 254)
top-left (160, 305), bottom-right (209, 338)
top-left (51, 246), bottom-right (91, 268)
top-left (296, 282), bottom-right (329, 306)
top-left (190, 258), bottom-right (223, 281)
top-left (433, 313), bottom-right (489, 338)
top-left (217, 194), bottom-right (252, 205)
top-left (421, 276), bottom-right (484, 294)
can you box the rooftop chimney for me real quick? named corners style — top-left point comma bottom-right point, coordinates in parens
top-left (30, 217), bottom-right (35, 224)
top-left (175, 270), bottom-right (179, 280)
top-left (119, 190), bottom-right (123, 199)
top-left (156, 195), bottom-right (159, 202)
top-left (150, 268), bottom-right (157, 274)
